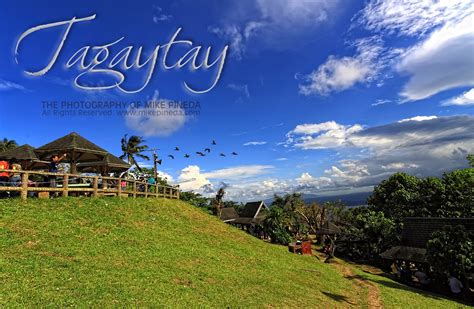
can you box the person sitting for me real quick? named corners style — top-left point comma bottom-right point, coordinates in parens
top-left (10, 159), bottom-right (22, 186)
top-left (448, 274), bottom-right (464, 299)
top-left (414, 268), bottom-right (430, 289)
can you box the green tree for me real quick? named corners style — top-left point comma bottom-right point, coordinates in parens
top-left (426, 225), bottom-right (473, 278)
top-left (368, 172), bottom-right (421, 226)
top-left (180, 191), bottom-right (211, 209)
top-left (120, 135), bottom-right (150, 171)
top-left (467, 154), bottom-right (474, 168)
top-left (263, 206), bottom-right (292, 245)
top-left (441, 168), bottom-right (474, 217)
top-left (128, 167), bottom-right (168, 185)
top-left (0, 138), bottom-right (18, 152)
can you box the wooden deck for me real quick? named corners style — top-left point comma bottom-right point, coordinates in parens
top-left (0, 169), bottom-right (180, 200)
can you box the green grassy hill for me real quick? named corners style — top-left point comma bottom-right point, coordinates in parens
top-left (0, 198), bottom-right (468, 307)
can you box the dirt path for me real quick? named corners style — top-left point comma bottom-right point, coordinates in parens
top-left (315, 251), bottom-right (383, 308)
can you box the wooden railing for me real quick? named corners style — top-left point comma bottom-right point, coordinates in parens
top-left (0, 169), bottom-right (180, 201)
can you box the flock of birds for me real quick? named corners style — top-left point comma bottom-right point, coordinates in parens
top-left (159, 140), bottom-right (238, 164)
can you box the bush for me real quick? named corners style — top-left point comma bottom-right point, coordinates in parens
top-left (426, 225), bottom-right (474, 278)
top-left (263, 207), bottom-right (292, 245)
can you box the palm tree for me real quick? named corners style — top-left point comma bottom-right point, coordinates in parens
top-left (0, 138), bottom-right (18, 152)
top-left (120, 134), bottom-right (150, 171)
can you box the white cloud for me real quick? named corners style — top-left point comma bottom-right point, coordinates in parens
top-left (0, 79), bottom-right (26, 91)
top-left (209, 25), bottom-right (244, 60)
top-left (396, 14), bottom-right (474, 101)
top-left (442, 88), bottom-right (474, 106)
top-left (243, 141), bottom-right (267, 146)
top-left (177, 164), bottom-right (274, 193)
top-left (152, 6), bottom-right (172, 23)
top-left (372, 99), bottom-right (391, 106)
top-left (287, 121), bottom-right (364, 149)
top-left (210, 0), bottom-right (340, 59)
top-left (398, 115), bottom-right (438, 123)
top-left (124, 90), bottom-right (186, 137)
top-left (276, 157), bottom-right (288, 161)
top-left (299, 37), bottom-right (388, 95)
top-left (357, 0), bottom-right (474, 37)
top-left (382, 163), bottom-right (419, 170)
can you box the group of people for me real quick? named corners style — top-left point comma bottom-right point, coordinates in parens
top-left (0, 159), bottom-right (23, 190)
top-left (392, 261), bottom-right (466, 299)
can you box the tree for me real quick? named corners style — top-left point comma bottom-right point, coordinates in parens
top-left (0, 138), bottom-right (18, 152)
top-left (263, 206), bottom-right (292, 245)
top-left (426, 225), bottom-right (473, 278)
top-left (180, 191), bottom-right (211, 209)
top-left (368, 173), bottom-right (421, 226)
top-left (128, 167), bottom-right (168, 185)
top-left (441, 168), bottom-right (474, 218)
top-left (467, 154), bottom-right (474, 168)
top-left (120, 134), bottom-right (150, 171)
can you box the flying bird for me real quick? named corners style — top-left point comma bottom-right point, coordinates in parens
top-left (184, 154), bottom-right (190, 158)
top-left (232, 152), bottom-right (238, 155)
top-left (220, 153), bottom-right (226, 157)
top-left (174, 147), bottom-right (180, 151)
top-left (204, 148), bottom-right (211, 153)
top-left (168, 155), bottom-right (175, 159)
top-left (212, 140), bottom-right (217, 145)
top-left (196, 151), bottom-right (205, 156)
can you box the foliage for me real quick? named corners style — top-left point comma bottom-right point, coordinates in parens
top-left (263, 206), bottom-right (292, 245)
top-left (368, 168), bottom-right (474, 224)
top-left (128, 167), bottom-right (168, 185)
top-left (336, 208), bottom-right (398, 262)
top-left (467, 154), bottom-right (474, 168)
top-left (180, 191), bottom-right (211, 208)
top-left (0, 138), bottom-right (18, 152)
top-left (120, 134), bottom-right (150, 171)
top-left (426, 225), bottom-right (474, 278)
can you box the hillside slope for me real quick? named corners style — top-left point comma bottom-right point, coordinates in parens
top-left (0, 198), bottom-right (467, 307)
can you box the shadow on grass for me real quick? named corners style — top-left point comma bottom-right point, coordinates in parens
top-left (321, 291), bottom-right (356, 305)
top-left (345, 272), bottom-right (473, 306)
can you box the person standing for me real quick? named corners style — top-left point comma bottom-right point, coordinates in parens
top-left (49, 154), bottom-right (67, 193)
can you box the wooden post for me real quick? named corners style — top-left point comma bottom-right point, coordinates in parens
top-left (93, 176), bottom-right (99, 197)
top-left (145, 183), bottom-right (148, 198)
top-left (176, 186), bottom-right (180, 199)
top-left (132, 181), bottom-right (137, 198)
top-left (155, 182), bottom-right (158, 198)
top-left (62, 174), bottom-right (69, 197)
top-left (20, 172), bottom-right (28, 201)
top-left (117, 177), bottom-right (122, 197)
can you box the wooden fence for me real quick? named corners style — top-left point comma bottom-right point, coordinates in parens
top-left (0, 169), bottom-right (180, 201)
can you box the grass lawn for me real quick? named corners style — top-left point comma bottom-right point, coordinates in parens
top-left (0, 197), bottom-right (469, 307)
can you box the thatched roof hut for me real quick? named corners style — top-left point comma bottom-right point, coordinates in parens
top-left (219, 207), bottom-right (239, 223)
top-left (77, 153), bottom-right (130, 175)
top-left (381, 217), bottom-right (474, 263)
top-left (35, 132), bottom-right (109, 173)
top-left (0, 144), bottom-right (47, 169)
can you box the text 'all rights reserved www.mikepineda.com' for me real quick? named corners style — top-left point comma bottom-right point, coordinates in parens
top-left (41, 100), bottom-right (202, 118)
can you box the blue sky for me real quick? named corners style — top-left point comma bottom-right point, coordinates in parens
top-left (1, 0), bottom-right (473, 201)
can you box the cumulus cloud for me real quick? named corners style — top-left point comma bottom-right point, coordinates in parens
top-left (243, 141), bottom-right (267, 146)
top-left (299, 37), bottom-right (395, 95)
top-left (177, 164), bottom-right (274, 194)
top-left (396, 14), bottom-right (474, 101)
top-left (286, 121), bottom-right (364, 149)
top-left (269, 115), bottom-right (474, 199)
top-left (124, 90), bottom-right (187, 137)
top-left (441, 88), bottom-right (474, 106)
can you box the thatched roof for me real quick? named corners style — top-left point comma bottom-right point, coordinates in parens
top-left (240, 201), bottom-right (267, 218)
top-left (316, 221), bottom-right (342, 235)
top-left (76, 153), bottom-right (130, 173)
top-left (0, 144), bottom-right (38, 161)
top-left (380, 246), bottom-right (427, 263)
top-left (401, 217), bottom-right (474, 248)
top-left (219, 207), bottom-right (239, 222)
top-left (232, 217), bottom-right (265, 225)
top-left (35, 132), bottom-right (108, 158)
